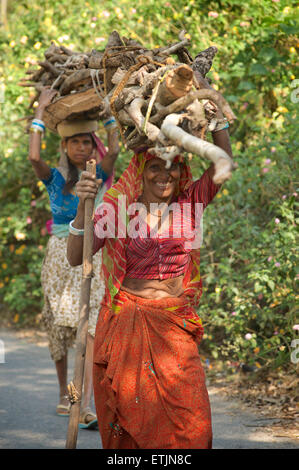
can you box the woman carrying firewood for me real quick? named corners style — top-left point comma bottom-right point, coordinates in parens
top-left (66, 73), bottom-right (234, 447)
top-left (28, 88), bottom-right (119, 429)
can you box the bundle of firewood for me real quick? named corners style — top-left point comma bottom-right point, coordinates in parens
top-left (21, 30), bottom-right (237, 183)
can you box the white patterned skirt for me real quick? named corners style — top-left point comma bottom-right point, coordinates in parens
top-left (41, 235), bottom-right (105, 361)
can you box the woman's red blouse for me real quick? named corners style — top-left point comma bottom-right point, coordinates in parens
top-left (93, 169), bottom-right (220, 279)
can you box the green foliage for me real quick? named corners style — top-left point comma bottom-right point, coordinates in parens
top-left (198, 111), bottom-right (298, 372)
top-left (0, 1), bottom-right (298, 371)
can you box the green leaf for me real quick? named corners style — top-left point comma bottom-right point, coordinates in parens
top-left (258, 47), bottom-right (277, 63)
top-left (237, 80), bottom-right (256, 90)
top-left (279, 23), bottom-right (298, 35)
top-left (249, 63), bottom-right (268, 76)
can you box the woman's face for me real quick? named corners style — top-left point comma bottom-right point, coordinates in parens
top-left (142, 158), bottom-right (181, 202)
top-left (64, 133), bottom-right (94, 169)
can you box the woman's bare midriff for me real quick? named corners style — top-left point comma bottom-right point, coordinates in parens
top-left (121, 274), bottom-right (185, 299)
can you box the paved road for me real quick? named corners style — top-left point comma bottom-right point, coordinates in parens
top-left (0, 329), bottom-right (298, 450)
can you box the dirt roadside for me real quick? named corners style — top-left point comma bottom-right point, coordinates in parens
top-left (5, 325), bottom-right (299, 444)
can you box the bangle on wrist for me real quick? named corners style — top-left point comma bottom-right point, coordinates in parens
top-left (31, 119), bottom-right (46, 132)
top-left (211, 119), bottom-right (229, 133)
top-left (103, 117), bottom-right (117, 129)
top-left (69, 219), bottom-right (84, 236)
top-left (32, 118), bottom-right (45, 126)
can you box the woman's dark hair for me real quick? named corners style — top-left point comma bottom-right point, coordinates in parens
top-left (62, 133), bottom-right (96, 194)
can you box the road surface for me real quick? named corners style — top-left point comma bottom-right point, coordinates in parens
top-left (0, 329), bottom-right (298, 450)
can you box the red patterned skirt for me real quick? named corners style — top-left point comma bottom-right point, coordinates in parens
top-left (93, 290), bottom-right (212, 449)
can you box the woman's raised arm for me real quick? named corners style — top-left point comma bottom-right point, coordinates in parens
top-left (194, 72), bottom-right (234, 179)
top-left (28, 88), bottom-right (57, 180)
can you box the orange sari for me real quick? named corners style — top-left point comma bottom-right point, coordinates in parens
top-left (93, 151), bottom-right (217, 449)
top-left (93, 290), bottom-right (212, 449)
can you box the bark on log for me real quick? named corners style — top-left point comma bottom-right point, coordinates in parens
top-left (155, 64), bottom-right (194, 106)
top-left (38, 61), bottom-right (61, 77)
top-left (161, 113), bottom-right (233, 183)
top-left (59, 69), bottom-right (93, 95)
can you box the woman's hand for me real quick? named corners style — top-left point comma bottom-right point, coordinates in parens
top-left (37, 87), bottom-right (58, 111)
top-left (76, 172), bottom-right (102, 207)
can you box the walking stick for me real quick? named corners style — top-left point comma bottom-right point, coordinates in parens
top-left (65, 159), bottom-right (97, 449)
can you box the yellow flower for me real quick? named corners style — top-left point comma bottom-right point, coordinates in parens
top-left (20, 36), bottom-right (28, 45)
top-left (248, 188), bottom-right (252, 193)
top-left (279, 329), bottom-right (284, 334)
top-left (16, 96), bottom-right (24, 104)
top-left (215, 287), bottom-right (221, 293)
top-left (2, 263), bottom-right (7, 269)
top-left (41, 142), bottom-right (46, 150)
top-left (216, 193), bottom-right (222, 198)
top-left (289, 47), bottom-right (296, 54)
top-left (0, 282), bottom-right (4, 289)
top-left (37, 181), bottom-right (43, 188)
top-left (9, 40), bottom-right (16, 48)
top-left (222, 188), bottom-right (229, 196)
top-left (291, 74), bottom-right (295, 80)
top-left (34, 42), bottom-right (42, 50)
top-left (276, 106), bottom-right (288, 113)
top-left (15, 245), bottom-right (26, 255)
top-left (13, 314), bottom-right (19, 323)
top-left (44, 17), bottom-right (52, 27)
top-left (283, 7), bottom-right (290, 13)
top-left (254, 347), bottom-right (260, 354)
top-left (15, 232), bottom-right (26, 241)
top-left (184, 33), bottom-right (191, 40)
top-left (255, 362), bottom-right (262, 368)
top-left (4, 277), bottom-right (9, 282)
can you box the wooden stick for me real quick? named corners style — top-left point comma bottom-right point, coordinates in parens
top-left (65, 159), bottom-right (97, 449)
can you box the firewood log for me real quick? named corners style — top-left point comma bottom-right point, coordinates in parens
top-left (21, 29), bottom-right (236, 182)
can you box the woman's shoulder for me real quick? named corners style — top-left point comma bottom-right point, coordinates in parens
top-left (42, 167), bottom-right (66, 186)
